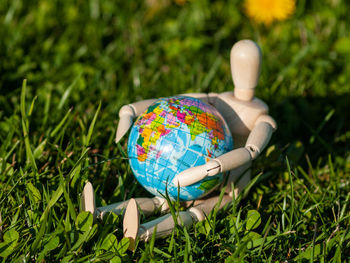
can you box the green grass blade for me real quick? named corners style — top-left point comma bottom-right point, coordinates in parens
top-left (58, 75), bottom-right (81, 110)
top-left (50, 108), bottom-right (73, 138)
top-left (20, 79), bottom-right (37, 171)
top-left (85, 101), bottom-right (101, 147)
top-left (286, 157), bottom-right (294, 230)
top-left (59, 169), bottom-right (77, 221)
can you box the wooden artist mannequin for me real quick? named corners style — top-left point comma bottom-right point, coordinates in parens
top-left (81, 39), bottom-right (277, 246)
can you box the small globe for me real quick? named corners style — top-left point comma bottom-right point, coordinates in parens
top-left (127, 96), bottom-right (233, 201)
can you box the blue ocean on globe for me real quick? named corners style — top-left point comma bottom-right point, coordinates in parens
top-left (127, 96), bottom-right (233, 201)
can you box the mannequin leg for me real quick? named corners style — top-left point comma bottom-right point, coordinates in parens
top-left (123, 195), bottom-right (232, 242)
top-left (96, 196), bottom-right (167, 219)
top-left (81, 182), bottom-right (168, 220)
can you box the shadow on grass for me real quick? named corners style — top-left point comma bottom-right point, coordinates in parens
top-left (268, 93), bottom-right (350, 163)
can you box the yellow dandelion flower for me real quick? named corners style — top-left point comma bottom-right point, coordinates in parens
top-left (174, 0), bottom-right (188, 5)
top-left (244, 0), bottom-right (296, 26)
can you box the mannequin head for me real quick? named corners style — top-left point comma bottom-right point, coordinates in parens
top-left (230, 40), bottom-right (262, 101)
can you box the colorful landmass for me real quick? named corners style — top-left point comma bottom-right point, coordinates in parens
top-left (134, 96), bottom-right (226, 162)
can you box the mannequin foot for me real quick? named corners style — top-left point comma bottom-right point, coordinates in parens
top-left (123, 198), bottom-right (140, 251)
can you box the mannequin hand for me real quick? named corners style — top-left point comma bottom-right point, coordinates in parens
top-left (172, 160), bottom-right (221, 187)
top-left (173, 147), bottom-right (253, 187)
top-left (115, 105), bottom-right (135, 143)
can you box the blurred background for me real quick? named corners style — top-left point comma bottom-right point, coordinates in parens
top-left (1, 0), bottom-right (349, 160)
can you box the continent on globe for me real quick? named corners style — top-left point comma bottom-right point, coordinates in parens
top-left (127, 96), bottom-right (234, 201)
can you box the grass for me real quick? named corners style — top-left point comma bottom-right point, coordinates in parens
top-left (0, 0), bottom-right (349, 261)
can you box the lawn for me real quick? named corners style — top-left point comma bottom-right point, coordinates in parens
top-left (0, 0), bottom-right (349, 262)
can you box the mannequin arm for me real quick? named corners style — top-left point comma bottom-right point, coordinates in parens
top-left (173, 114), bottom-right (276, 187)
top-left (245, 115), bottom-right (276, 159)
top-left (173, 148), bottom-right (251, 187)
top-left (115, 99), bottom-right (157, 143)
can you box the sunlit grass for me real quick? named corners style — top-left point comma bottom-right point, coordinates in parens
top-left (0, 0), bottom-right (349, 261)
